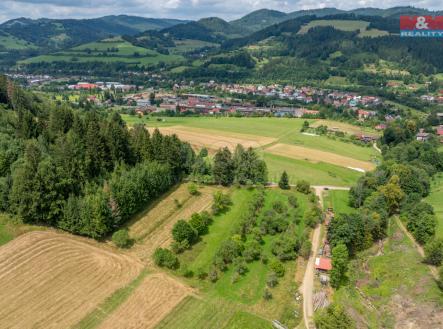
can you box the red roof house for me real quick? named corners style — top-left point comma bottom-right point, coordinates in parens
top-left (315, 257), bottom-right (332, 271)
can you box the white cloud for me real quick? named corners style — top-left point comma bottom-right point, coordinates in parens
top-left (0, 0), bottom-right (442, 22)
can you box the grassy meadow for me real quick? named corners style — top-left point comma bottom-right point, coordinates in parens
top-left (20, 38), bottom-right (183, 66)
top-left (425, 173), bottom-right (443, 239)
top-left (322, 190), bottom-right (354, 214)
top-left (122, 116), bottom-right (379, 186)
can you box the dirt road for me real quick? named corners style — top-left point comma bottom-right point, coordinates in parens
top-left (300, 186), bottom-right (350, 329)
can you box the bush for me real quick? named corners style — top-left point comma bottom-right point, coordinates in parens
top-left (266, 272), bottom-right (279, 288)
top-left (212, 191), bottom-right (232, 215)
top-left (269, 258), bottom-right (285, 277)
top-left (196, 267), bottom-right (208, 280)
top-left (296, 180), bottom-right (310, 194)
top-left (172, 220), bottom-right (197, 244)
top-left (170, 239), bottom-right (190, 254)
top-left (188, 183), bottom-right (200, 196)
top-left (263, 288), bottom-right (273, 300)
top-left (112, 229), bottom-right (131, 248)
top-left (189, 211), bottom-right (212, 236)
top-left (424, 238), bottom-right (443, 266)
top-left (272, 200), bottom-right (287, 214)
top-left (243, 240), bottom-right (262, 262)
top-left (153, 248), bottom-right (179, 269)
top-left (288, 195), bottom-right (298, 208)
top-left (300, 239), bottom-right (312, 259)
top-left (233, 257), bottom-right (248, 275)
top-left (208, 266), bottom-right (219, 282)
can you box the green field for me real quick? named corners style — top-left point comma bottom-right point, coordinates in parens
top-left (175, 187), bottom-right (308, 327)
top-left (20, 38), bottom-right (183, 66)
top-left (322, 190), bottom-right (354, 214)
top-left (333, 219), bottom-right (443, 328)
top-left (157, 296), bottom-right (272, 329)
top-left (126, 116), bottom-right (378, 186)
top-left (298, 20), bottom-right (370, 34)
top-left (0, 35), bottom-right (37, 50)
top-left (425, 174), bottom-right (443, 238)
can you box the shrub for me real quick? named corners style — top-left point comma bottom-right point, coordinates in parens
top-left (112, 229), bottom-right (131, 248)
top-left (170, 239), bottom-right (190, 254)
top-left (208, 266), bottom-right (219, 282)
top-left (243, 240), bottom-right (262, 262)
top-left (188, 183), bottom-right (199, 196)
top-left (288, 195), bottom-right (298, 208)
top-left (424, 238), bottom-right (443, 266)
top-left (300, 239), bottom-right (312, 260)
top-left (233, 257), bottom-right (248, 275)
top-left (196, 267), bottom-right (208, 280)
top-left (153, 248), bottom-right (179, 269)
top-left (296, 180), bottom-right (310, 194)
top-left (266, 272), bottom-right (279, 288)
top-left (172, 220), bottom-right (197, 244)
top-left (269, 258), bottom-right (285, 277)
top-left (212, 191), bottom-right (232, 215)
top-left (272, 200), bottom-right (287, 214)
top-left (263, 288), bottom-right (273, 300)
top-left (189, 211), bottom-right (212, 236)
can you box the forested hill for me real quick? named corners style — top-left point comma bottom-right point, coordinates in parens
top-left (0, 15), bottom-right (187, 49)
top-left (0, 75), bottom-right (195, 238)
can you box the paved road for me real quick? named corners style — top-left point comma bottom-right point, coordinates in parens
top-left (300, 186), bottom-right (350, 329)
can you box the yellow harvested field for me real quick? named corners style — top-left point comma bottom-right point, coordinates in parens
top-left (128, 183), bottom-right (217, 263)
top-left (0, 231), bottom-right (142, 329)
top-left (310, 120), bottom-right (379, 136)
top-left (266, 143), bottom-right (375, 172)
top-left (98, 273), bottom-right (192, 329)
top-left (152, 126), bottom-right (276, 151)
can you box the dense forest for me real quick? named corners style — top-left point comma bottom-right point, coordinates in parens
top-left (0, 75), bottom-right (195, 238)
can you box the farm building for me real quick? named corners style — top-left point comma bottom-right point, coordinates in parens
top-left (416, 129), bottom-right (430, 142)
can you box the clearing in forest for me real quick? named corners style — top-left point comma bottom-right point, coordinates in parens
top-left (98, 273), bottom-right (193, 329)
top-left (152, 126), bottom-right (276, 152)
top-left (128, 183), bottom-right (217, 263)
top-left (265, 143), bottom-right (375, 172)
top-left (0, 231), bottom-right (142, 329)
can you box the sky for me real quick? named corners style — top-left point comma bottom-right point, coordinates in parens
top-left (1, 0), bottom-right (442, 23)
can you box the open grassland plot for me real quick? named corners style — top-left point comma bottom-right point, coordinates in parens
top-left (0, 213), bottom-right (46, 246)
top-left (265, 143), bottom-right (375, 172)
top-left (298, 20), bottom-right (370, 34)
top-left (153, 126), bottom-right (277, 152)
top-left (156, 296), bottom-right (272, 329)
top-left (322, 190), bottom-right (354, 214)
top-left (128, 183), bottom-right (217, 263)
top-left (171, 39), bottom-right (219, 54)
top-left (264, 153), bottom-right (361, 186)
top-left (333, 220), bottom-right (443, 328)
top-left (97, 273), bottom-right (193, 329)
top-left (0, 231), bottom-right (142, 329)
top-left (310, 119), bottom-right (379, 136)
top-left (425, 173), bottom-right (443, 239)
top-left (142, 117), bottom-right (379, 162)
top-left (177, 188), bottom-right (308, 327)
top-left (358, 29), bottom-right (390, 38)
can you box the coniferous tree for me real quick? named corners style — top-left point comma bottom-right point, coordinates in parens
top-left (279, 171), bottom-right (290, 189)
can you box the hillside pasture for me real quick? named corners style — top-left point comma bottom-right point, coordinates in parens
top-left (265, 143), bottom-right (375, 172)
top-left (153, 126), bottom-right (277, 152)
top-left (298, 20), bottom-right (370, 34)
top-left (20, 39), bottom-right (183, 66)
top-left (98, 273), bottom-right (193, 329)
top-left (310, 119), bottom-right (379, 136)
top-left (128, 183), bottom-right (217, 263)
top-left (0, 231), bottom-right (142, 329)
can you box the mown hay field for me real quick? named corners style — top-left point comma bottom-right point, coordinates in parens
top-left (265, 143), bottom-right (375, 172)
top-left (0, 231), bottom-right (143, 329)
top-left (152, 126), bottom-right (276, 152)
top-left (128, 183), bottom-right (217, 263)
top-left (98, 273), bottom-right (193, 329)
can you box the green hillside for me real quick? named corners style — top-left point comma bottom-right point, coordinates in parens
top-left (19, 38), bottom-right (183, 66)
